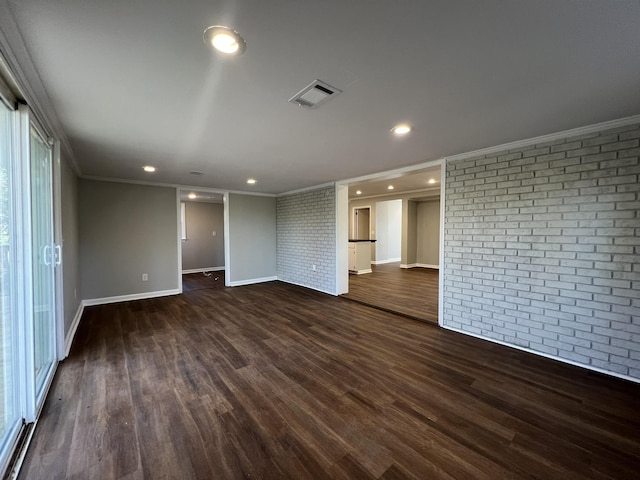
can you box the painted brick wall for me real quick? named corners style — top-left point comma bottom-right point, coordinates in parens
top-left (443, 123), bottom-right (640, 379)
top-left (277, 185), bottom-right (336, 294)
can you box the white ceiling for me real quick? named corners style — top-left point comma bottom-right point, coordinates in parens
top-left (3, 1), bottom-right (640, 194)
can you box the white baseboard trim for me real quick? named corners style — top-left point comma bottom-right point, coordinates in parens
top-left (227, 276), bottom-right (278, 287)
top-left (64, 302), bottom-right (85, 358)
top-left (182, 266), bottom-right (225, 274)
top-left (400, 263), bottom-right (417, 269)
top-left (277, 278), bottom-right (337, 296)
top-left (82, 289), bottom-right (181, 307)
top-left (400, 263), bottom-right (439, 269)
top-left (350, 268), bottom-right (373, 275)
top-left (416, 263), bottom-right (439, 269)
top-left (371, 258), bottom-right (401, 265)
top-left (441, 324), bottom-right (640, 384)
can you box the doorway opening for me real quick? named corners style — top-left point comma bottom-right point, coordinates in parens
top-left (177, 189), bottom-right (228, 292)
top-left (339, 164), bottom-right (443, 324)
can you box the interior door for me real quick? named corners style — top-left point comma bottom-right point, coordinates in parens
top-left (29, 127), bottom-right (56, 405)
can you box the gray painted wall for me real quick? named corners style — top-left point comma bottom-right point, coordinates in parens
top-left (227, 193), bottom-right (276, 283)
top-left (277, 185), bottom-right (336, 294)
top-left (442, 122), bottom-right (640, 380)
top-left (60, 155), bottom-right (80, 337)
top-left (182, 201), bottom-right (224, 270)
top-left (416, 200), bottom-right (440, 266)
top-left (79, 180), bottom-right (179, 299)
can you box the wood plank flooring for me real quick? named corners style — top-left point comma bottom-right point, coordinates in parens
top-left (182, 271), bottom-right (226, 292)
top-left (19, 281), bottom-right (640, 479)
top-left (343, 263), bottom-right (439, 323)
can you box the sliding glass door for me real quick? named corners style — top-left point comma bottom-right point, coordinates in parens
top-left (0, 96), bottom-right (60, 476)
top-left (29, 128), bottom-right (56, 404)
top-left (0, 94), bottom-right (20, 476)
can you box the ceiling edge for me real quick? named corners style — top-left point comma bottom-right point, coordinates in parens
top-left (0, 1), bottom-right (80, 175)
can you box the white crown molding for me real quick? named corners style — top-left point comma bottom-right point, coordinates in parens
top-left (0, 2), bottom-right (80, 174)
top-left (444, 114), bottom-right (640, 164)
top-left (278, 182), bottom-right (336, 197)
top-left (82, 174), bottom-right (278, 197)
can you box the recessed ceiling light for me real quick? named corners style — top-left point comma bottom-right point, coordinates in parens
top-left (188, 193), bottom-right (197, 199)
top-left (428, 178), bottom-right (436, 184)
top-left (247, 178), bottom-right (257, 184)
top-left (143, 165), bottom-right (156, 173)
top-left (391, 124), bottom-right (412, 136)
top-left (356, 190), bottom-right (362, 195)
top-left (204, 26), bottom-right (246, 55)
top-left (387, 185), bottom-right (394, 190)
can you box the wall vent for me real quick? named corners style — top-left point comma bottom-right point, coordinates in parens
top-left (289, 79), bottom-right (342, 109)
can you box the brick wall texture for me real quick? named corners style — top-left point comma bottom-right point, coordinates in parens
top-left (443, 123), bottom-right (640, 379)
top-left (277, 185), bottom-right (336, 294)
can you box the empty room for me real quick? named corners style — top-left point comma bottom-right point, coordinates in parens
top-left (0, 1), bottom-right (639, 479)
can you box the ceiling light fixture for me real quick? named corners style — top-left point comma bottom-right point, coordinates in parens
top-left (247, 178), bottom-right (257, 184)
top-left (391, 124), bottom-right (412, 136)
top-left (356, 190), bottom-right (362, 195)
top-left (204, 26), bottom-right (246, 55)
top-left (387, 185), bottom-right (394, 190)
top-left (188, 193), bottom-right (197, 199)
top-left (143, 165), bottom-right (156, 173)
top-left (428, 178), bottom-right (436, 184)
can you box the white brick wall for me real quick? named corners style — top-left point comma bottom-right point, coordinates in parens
top-left (277, 185), bottom-right (336, 294)
top-left (443, 123), bottom-right (640, 379)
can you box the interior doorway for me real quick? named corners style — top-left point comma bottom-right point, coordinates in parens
top-left (339, 164), bottom-right (443, 323)
top-left (353, 207), bottom-right (370, 240)
top-left (177, 189), bottom-right (228, 292)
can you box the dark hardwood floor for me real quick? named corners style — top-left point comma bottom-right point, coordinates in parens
top-left (343, 263), bottom-right (439, 323)
top-left (182, 270), bottom-right (226, 292)
top-left (19, 281), bottom-right (640, 479)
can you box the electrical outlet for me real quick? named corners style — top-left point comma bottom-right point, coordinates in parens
top-left (312, 264), bottom-right (316, 271)
top-left (212, 231), bottom-right (216, 236)
top-left (142, 273), bottom-right (148, 281)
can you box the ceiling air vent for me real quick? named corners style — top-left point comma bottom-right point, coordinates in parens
top-left (289, 79), bottom-right (342, 109)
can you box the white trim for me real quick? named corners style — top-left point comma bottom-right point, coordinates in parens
top-left (278, 181), bottom-right (335, 197)
top-left (351, 204), bottom-right (372, 239)
top-left (83, 175), bottom-right (276, 197)
top-left (438, 161), bottom-right (446, 327)
top-left (416, 263), bottom-right (439, 269)
top-left (351, 187), bottom-right (440, 202)
top-left (82, 289), bottom-right (180, 306)
top-left (349, 268), bottom-right (372, 275)
top-left (278, 278), bottom-right (337, 297)
top-left (340, 159), bottom-right (444, 186)
top-left (176, 190), bottom-right (183, 293)
top-left (223, 192), bottom-right (231, 287)
top-left (400, 263), bottom-right (418, 269)
top-left (227, 276), bottom-right (277, 287)
top-left (0, 3), bottom-right (79, 174)
top-left (64, 302), bottom-right (84, 358)
top-left (182, 266), bottom-right (225, 274)
top-left (372, 258), bottom-right (401, 265)
top-left (336, 184), bottom-right (349, 295)
top-left (441, 324), bottom-right (640, 384)
top-left (6, 419), bottom-right (37, 480)
top-left (444, 114), bottom-right (640, 164)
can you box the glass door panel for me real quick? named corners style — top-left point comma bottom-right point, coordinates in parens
top-left (29, 128), bottom-right (55, 403)
top-left (0, 102), bottom-right (20, 472)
